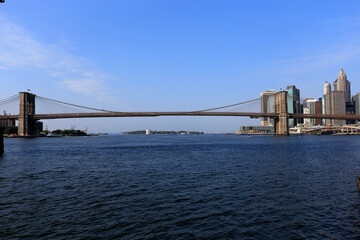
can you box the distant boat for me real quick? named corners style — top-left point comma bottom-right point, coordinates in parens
top-left (47, 133), bottom-right (62, 137)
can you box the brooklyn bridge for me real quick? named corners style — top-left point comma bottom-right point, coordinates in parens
top-left (1, 91), bottom-right (360, 139)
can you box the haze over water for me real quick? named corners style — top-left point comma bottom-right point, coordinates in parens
top-left (1, 135), bottom-right (360, 239)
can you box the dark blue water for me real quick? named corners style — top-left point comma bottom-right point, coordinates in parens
top-left (1, 135), bottom-right (360, 239)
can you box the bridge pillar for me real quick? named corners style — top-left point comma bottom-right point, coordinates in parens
top-left (18, 92), bottom-right (36, 136)
top-left (274, 91), bottom-right (289, 135)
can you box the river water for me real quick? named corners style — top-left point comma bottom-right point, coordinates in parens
top-left (1, 135), bottom-right (360, 239)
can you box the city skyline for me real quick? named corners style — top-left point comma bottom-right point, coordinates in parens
top-left (2, 1), bottom-right (360, 132)
top-left (260, 67), bottom-right (360, 130)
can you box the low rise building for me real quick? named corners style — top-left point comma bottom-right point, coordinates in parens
top-left (239, 125), bottom-right (274, 134)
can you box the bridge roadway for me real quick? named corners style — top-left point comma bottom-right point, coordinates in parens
top-left (1, 112), bottom-right (360, 120)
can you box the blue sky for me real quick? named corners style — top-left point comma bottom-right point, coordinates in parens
top-left (1, 0), bottom-right (360, 132)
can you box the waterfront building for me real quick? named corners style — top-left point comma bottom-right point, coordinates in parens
top-left (322, 97), bottom-right (326, 125)
top-left (323, 68), bottom-right (352, 126)
top-left (0, 119), bottom-right (15, 128)
top-left (315, 98), bottom-right (322, 125)
top-left (346, 102), bottom-right (355, 124)
top-left (324, 82), bottom-right (331, 95)
top-left (0, 111), bottom-right (16, 128)
top-left (239, 125), bottom-right (274, 134)
top-left (285, 85), bottom-right (301, 127)
top-left (260, 90), bottom-right (276, 126)
top-left (332, 67), bottom-right (351, 102)
top-left (352, 92), bottom-right (360, 124)
top-left (35, 120), bottom-right (43, 133)
top-left (324, 91), bottom-right (346, 126)
top-left (303, 97), bottom-right (317, 126)
top-left (353, 92), bottom-right (360, 114)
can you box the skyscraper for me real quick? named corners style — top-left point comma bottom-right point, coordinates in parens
top-left (315, 98), bottom-right (322, 126)
top-left (352, 92), bottom-right (360, 124)
top-left (260, 90), bottom-right (276, 126)
top-left (324, 91), bottom-right (346, 126)
top-left (323, 68), bottom-right (351, 126)
top-left (324, 82), bottom-right (331, 95)
top-left (303, 97), bottom-right (317, 126)
top-left (285, 85), bottom-right (301, 127)
top-left (332, 68), bottom-right (351, 102)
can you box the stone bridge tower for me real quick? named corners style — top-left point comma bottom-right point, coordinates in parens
top-left (18, 92), bottom-right (36, 136)
top-left (274, 91), bottom-right (289, 135)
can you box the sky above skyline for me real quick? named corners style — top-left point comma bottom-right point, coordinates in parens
top-left (1, 0), bottom-right (360, 132)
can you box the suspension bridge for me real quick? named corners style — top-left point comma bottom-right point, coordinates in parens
top-left (0, 91), bottom-right (360, 143)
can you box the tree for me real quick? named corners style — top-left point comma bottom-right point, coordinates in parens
top-left (4, 126), bottom-right (18, 135)
top-left (52, 129), bottom-right (62, 134)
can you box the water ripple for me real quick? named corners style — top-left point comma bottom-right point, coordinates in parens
top-left (1, 135), bottom-right (360, 239)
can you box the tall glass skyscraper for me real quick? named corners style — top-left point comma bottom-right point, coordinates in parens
top-left (285, 85), bottom-right (301, 127)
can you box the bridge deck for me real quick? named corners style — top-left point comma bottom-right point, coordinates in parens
top-left (34, 112), bottom-right (277, 119)
top-left (1, 112), bottom-right (360, 120)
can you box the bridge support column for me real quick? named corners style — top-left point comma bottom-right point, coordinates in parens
top-left (18, 92), bottom-right (36, 136)
top-left (274, 91), bottom-right (289, 135)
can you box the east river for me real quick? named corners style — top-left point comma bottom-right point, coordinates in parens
top-left (1, 135), bottom-right (360, 239)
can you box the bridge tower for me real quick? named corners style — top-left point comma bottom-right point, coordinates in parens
top-left (274, 91), bottom-right (289, 135)
top-left (18, 92), bottom-right (36, 136)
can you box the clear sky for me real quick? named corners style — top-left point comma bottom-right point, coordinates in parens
top-left (1, 0), bottom-right (360, 133)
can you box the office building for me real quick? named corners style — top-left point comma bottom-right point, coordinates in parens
top-left (285, 85), bottom-right (301, 127)
top-left (332, 67), bottom-right (351, 102)
top-left (323, 68), bottom-right (352, 126)
top-left (352, 92), bottom-right (360, 124)
top-left (303, 97), bottom-right (317, 126)
top-left (315, 98), bottom-right (322, 125)
top-left (260, 90), bottom-right (276, 126)
top-left (324, 91), bottom-right (346, 126)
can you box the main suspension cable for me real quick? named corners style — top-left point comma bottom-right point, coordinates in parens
top-left (0, 94), bottom-right (19, 103)
top-left (0, 96), bottom-right (20, 105)
top-left (192, 98), bottom-right (261, 112)
top-left (36, 96), bottom-right (114, 113)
